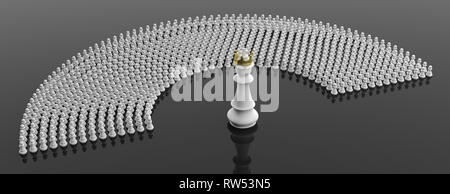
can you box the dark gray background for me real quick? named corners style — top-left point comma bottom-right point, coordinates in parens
top-left (1, 0), bottom-right (449, 173)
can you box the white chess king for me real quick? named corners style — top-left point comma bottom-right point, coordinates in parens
top-left (227, 48), bottom-right (259, 129)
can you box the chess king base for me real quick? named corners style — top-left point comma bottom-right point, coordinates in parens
top-left (227, 108), bottom-right (258, 129)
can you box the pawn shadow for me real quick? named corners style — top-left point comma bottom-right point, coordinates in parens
top-left (279, 70), bottom-right (432, 103)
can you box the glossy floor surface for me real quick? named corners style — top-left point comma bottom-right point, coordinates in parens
top-left (1, 0), bottom-right (449, 173)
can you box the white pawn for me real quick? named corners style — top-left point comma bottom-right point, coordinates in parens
top-left (419, 67), bottom-right (427, 79)
top-left (193, 58), bottom-right (202, 74)
top-left (28, 140), bottom-right (38, 153)
top-left (147, 121), bottom-right (154, 131)
top-left (144, 114), bottom-right (154, 131)
top-left (39, 138), bottom-right (48, 151)
top-left (19, 143), bottom-right (27, 155)
top-left (59, 135), bottom-right (68, 147)
top-left (209, 63), bottom-right (216, 70)
top-left (79, 133), bottom-right (88, 144)
top-left (69, 133), bottom-right (78, 145)
top-left (174, 66), bottom-right (182, 81)
top-left (126, 116), bottom-right (135, 134)
top-left (107, 119), bottom-right (117, 138)
top-left (137, 124), bottom-right (145, 132)
top-left (168, 72), bottom-right (176, 84)
top-left (98, 130), bottom-right (107, 140)
top-left (88, 129), bottom-right (97, 141)
top-left (180, 65), bottom-right (188, 78)
top-left (117, 127), bottom-right (126, 136)
top-left (136, 115), bottom-right (145, 132)
top-left (426, 64), bottom-right (433, 77)
top-left (186, 64), bottom-right (194, 76)
top-left (49, 136), bottom-right (58, 149)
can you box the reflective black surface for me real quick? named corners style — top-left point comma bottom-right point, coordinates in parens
top-left (229, 123), bottom-right (258, 174)
top-left (1, 0), bottom-right (450, 173)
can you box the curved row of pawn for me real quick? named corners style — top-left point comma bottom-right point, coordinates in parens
top-left (19, 14), bottom-right (433, 155)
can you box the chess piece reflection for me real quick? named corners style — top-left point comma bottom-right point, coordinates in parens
top-left (20, 130), bottom-right (154, 163)
top-left (228, 122), bottom-right (258, 174)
